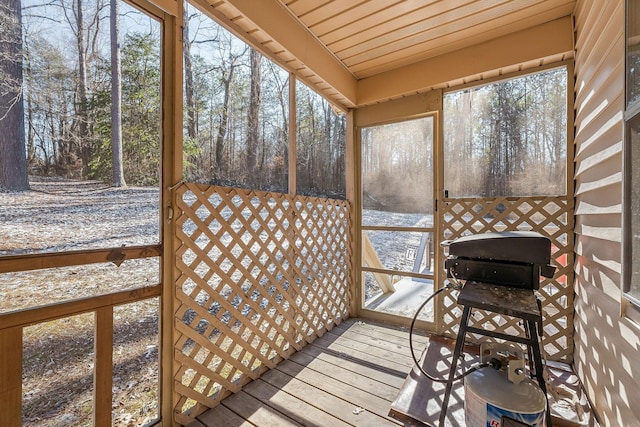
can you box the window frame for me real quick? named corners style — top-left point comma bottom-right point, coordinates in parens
top-left (623, 0), bottom-right (640, 309)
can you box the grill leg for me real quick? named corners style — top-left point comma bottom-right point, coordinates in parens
top-left (527, 318), bottom-right (552, 426)
top-left (439, 305), bottom-right (472, 427)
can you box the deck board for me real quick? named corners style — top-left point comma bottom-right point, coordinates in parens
top-left (196, 405), bottom-right (254, 427)
top-left (288, 350), bottom-right (401, 401)
top-left (261, 368), bottom-right (397, 426)
top-left (303, 338), bottom-right (412, 379)
top-left (243, 376), bottom-right (351, 427)
top-left (190, 318), bottom-right (440, 427)
top-left (292, 342), bottom-right (407, 389)
top-left (275, 357), bottom-right (401, 422)
top-left (219, 391), bottom-right (303, 427)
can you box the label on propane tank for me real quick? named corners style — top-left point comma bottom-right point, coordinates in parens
top-left (464, 382), bottom-right (545, 427)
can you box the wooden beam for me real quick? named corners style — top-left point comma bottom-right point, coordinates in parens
top-left (0, 327), bottom-right (22, 427)
top-left (131, 0), bottom-right (178, 18)
top-left (357, 16), bottom-right (575, 106)
top-left (0, 245), bottom-right (161, 274)
top-left (207, 0), bottom-right (357, 105)
top-left (144, 0), bottom-right (179, 16)
top-left (354, 90), bottom-right (442, 128)
top-left (0, 285), bottom-right (161, 331)
top-left (362, 233), bottom-right (394, 294)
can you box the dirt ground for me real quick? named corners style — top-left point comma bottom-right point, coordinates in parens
top-left (1, 177), bottom-right (161, 427)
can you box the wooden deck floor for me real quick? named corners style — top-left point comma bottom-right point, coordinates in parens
top-left (185, 318), bottom-right (591, 427)
top-left (184, 318), bottom-right (590, 427)
top-left (187, 318), bottom-right (440, 427)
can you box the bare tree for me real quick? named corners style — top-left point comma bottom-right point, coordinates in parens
top-left (0, 0), bottom-right (29, 191)
top-left (74, 0), bottom-right (89, 172)
top-left (110, 0), bottom-right (125, 186)
top-left (58, 0), bottom-right (106, 177)
top-left (246, 48), bottom-right (261, 185)
top-left (183, 2), bottom-right (197, 141)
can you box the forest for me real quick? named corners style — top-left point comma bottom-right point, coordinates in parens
top-left (182, 2), bottom-right (346, 196)
top-left (443, 68), bottom-right (568, 198)
top-left (360, 67), bottom-right (568, 217)
top-left (1, 0), bottom-right (567, 202)
top-left (0, 0), bottom-right (346, 198)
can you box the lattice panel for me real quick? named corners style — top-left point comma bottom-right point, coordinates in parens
top-left (439, 196), bottom-right (574, 362)
top-left (172, 183), bottom-right (351, 424)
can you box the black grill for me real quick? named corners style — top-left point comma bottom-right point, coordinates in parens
top-left (443, 231), bottom-right (556, 290)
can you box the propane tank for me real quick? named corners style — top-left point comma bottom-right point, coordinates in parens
top-left (464, 343), bottom-right (547, 427)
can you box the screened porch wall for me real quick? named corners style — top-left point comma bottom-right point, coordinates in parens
top-left (171, 183), bottom-right (351, 424)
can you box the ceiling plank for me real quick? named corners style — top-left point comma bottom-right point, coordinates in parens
top-left (293, 0), bottom-right (371, 27)
top-left (335, 0), bottom-right (517, 59)
top-left (349, 3), bottom-right (575, 77)
top-left (325, 0), bottom-right (480, 51)
top-left (356, 16), bottom-right (574, 106)
top-left (307, 0), bottom-right (415, 36)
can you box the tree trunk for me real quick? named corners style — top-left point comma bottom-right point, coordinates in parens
top-left (110, 0), bottom-right (125, 187)
top-left (0, 0), bottom-right (29, 191)
top-left (215, 68), bottom-right (233, 179)
top-left (76, 0), bottom-right (89, 177)
top-left (183, 4), bottom-right (197, 140)
top-left (246, 48), bottom-right (261, 186)
top-left (23, 33), bottom-right (34, 164)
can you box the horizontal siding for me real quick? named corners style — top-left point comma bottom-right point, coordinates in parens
top-left (573, 277), bottom-right (640, 425)
top-left (574, 161), bottom-right (622, 199)
top-left (573, 1), bottom-right (640, 426)
top-left (574, 26), bottom-right (624, 160)
top-left (574, 1), bottom-right (621, 85)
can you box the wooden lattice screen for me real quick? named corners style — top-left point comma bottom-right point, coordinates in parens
top-left (172, 183), bottom-right (351, 424)
top-left (439, 196), bottom-right (574, 362)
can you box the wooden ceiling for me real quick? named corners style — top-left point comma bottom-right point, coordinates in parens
top-left (278, 0), bottom-right (576, 79)
top-left (199, 0), bottom-right (577, 108)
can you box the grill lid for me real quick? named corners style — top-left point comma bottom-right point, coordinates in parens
top-left (444, 231), bottom-right (552, 265)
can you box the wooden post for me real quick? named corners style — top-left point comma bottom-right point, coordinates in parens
top-left (288, 73), bottom-right (296, 196)
top-left (0, 327), bottom-right (22, 427)
top-left (345, 110), bottom-right (359, 316)
top-left (161, 8), bottom-right (183, 425)
top-left (94, 307), bottom-right (113, 427)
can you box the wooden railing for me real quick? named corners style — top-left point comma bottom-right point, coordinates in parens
top-left (171, 183), bottom-right (352, 424)
top-left (0, 246), bottom-right (161, 427)
top-left (361, 232), bottom-right (394, 293)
